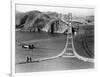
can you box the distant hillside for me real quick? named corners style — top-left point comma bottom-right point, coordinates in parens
top-left (15, 10), bottom-right (41, 27)
top-left (15, 11), bottom-right (26, 28)
top-left (86, 16), bottom-right (94, 22)
top-left (15, 10), bottom-right (94, 33)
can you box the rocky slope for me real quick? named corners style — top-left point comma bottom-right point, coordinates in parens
top-left (15, 10), bottom-right (69, 33)
top-left (15, 10), bottom-right (94, 33)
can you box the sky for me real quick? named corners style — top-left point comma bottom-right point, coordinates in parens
top-left (16, 4), bottom-right (94, 17)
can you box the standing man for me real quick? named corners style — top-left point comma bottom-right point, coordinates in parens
top-left (30, 57), bottom-right (32, 62)
top-left (26, 57), bottom-right (29, 62)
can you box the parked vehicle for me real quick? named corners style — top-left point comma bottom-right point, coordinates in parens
top-left (22, 44), bottom-right (35, 49)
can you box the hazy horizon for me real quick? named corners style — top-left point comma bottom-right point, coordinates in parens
top-left (16, 4), bottom-right (94, 17)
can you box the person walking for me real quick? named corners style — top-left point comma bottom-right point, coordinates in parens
top-left (26, 57), bottom-right (29, 62)
top-left (30, 57), bottom-right (32, 62)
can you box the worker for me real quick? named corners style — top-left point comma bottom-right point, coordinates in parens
top-left (29, 44), bottom-right (35, 49)
top-left (30, 57), bottom-right (32, 62)
top-left (26, 57), bottom-right (29, 62)
top-left (72, 27), bottom-right (76, 36)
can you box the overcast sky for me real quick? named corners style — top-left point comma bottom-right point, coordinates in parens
top-left (16, 4), bottom-right (94, 17)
